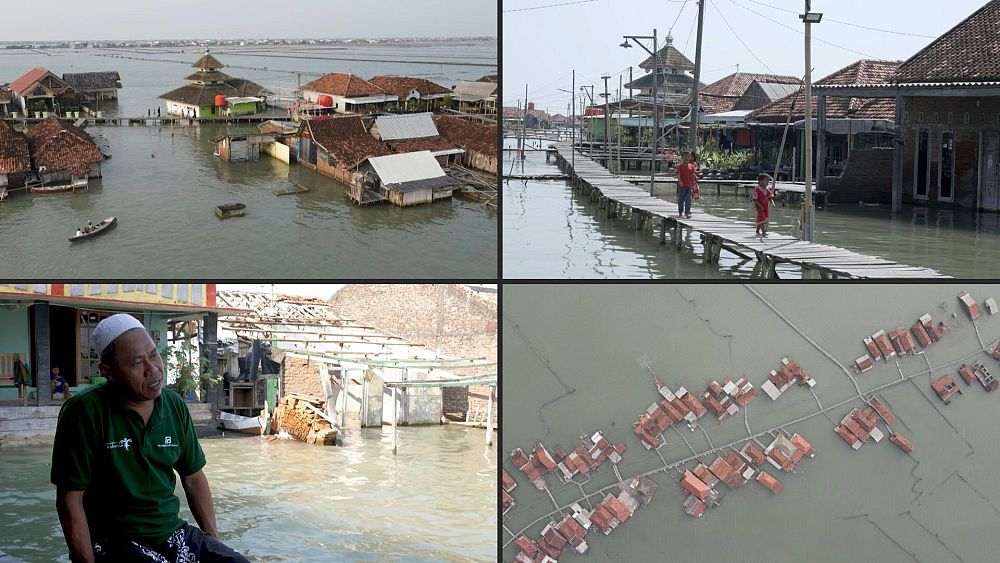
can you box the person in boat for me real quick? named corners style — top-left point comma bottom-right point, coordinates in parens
top-left (75, 228), bottom-right (83, 237)
top-left (85, 220), bottom-right (93, 233)
top-left (753, 172), bottom-right (776, 237)
top-left (676, 151), bottom-right (699, 220)
top-left (52, 314), bottom-right (250, 563)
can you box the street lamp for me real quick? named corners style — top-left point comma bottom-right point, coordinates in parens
top-left (801, 1), bottom-right (822, 242)
top-left (622, 29), bottom-right (658, 196)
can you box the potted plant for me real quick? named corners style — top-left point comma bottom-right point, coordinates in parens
top-left (162, 337), bottom-right (218, 401)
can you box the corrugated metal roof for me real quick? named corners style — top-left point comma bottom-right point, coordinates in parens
top-left (757, 82), bottom-right (800, 101)
top-left (366, 150), bottom-right (445, 184)
top-left (375, 112), bottom-right (439, 141)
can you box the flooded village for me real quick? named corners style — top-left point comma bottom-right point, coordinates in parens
top-left (503, 1), bottom-right (1000, 278)
top-left (504, 283), bottom-right (1000, 562)
top-left (0, 33), bottom-right (497, 277)
top-left (0, 283), bottom-right (497, 561)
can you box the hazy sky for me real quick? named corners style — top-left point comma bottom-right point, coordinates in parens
top-left (504, 0), bottom-right (990, 113)
top-left (1, 0), bottom-right (497, 41)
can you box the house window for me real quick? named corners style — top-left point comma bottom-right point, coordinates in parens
top-left (914, 128), bottom-right (929, 199)
top-left (939, 131), bottom-right (954, 202)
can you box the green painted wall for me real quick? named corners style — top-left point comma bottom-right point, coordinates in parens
top-left (229, 101), bottom-right (260, 116)
top-left (0, 307), bottom-right (29, 399)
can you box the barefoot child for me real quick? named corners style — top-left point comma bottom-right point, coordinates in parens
top-left (753, 173), bottom-right (775, 236)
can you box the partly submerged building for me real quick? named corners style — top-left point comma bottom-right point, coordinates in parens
top-left (61, 71), bottom-right (122, 102)
top-left (300, 72), bottom-right (398, 115)
top-left (369, 75), bottom-right (451, 112)
top-left (159, 50), bottom-right (268, 118)
top-left (358, 151), bottom-right (459, 207)
top-left (0, 120), bottom-right (31, 189)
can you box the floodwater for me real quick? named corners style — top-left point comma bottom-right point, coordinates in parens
top-left (0, 425), bottom-right (497, 562)
top-left (503, 142), bottom-right (1000, 278)
top-left (503, 283), bottom-right (1000, 563)
top-left (0, 44), bottom-right (497, 278)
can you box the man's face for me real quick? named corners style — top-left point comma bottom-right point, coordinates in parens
top-left (52, 367), bottom-right (60, 376)
top-left (100, 328), bottom-right (164, 403)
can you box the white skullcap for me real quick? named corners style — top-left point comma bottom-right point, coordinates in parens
top-left (93, 314), bottom-right (146, 358)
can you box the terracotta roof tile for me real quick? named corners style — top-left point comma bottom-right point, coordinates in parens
top-left (302, 73), bottom-right (386, 98)
top-left (746, 60), bottom-right (900, 122)
top-left (434, 115), bottom-right (496, 157)
top-left (26, 117), bottom-right (100, 176)
top-left (301, 116), bottom-right (390, 169)
top-left (62, 71), bottom-right (122, 91)
top-left (387, 136), bottom-right (457, 154)
top-left (897, 1), bottom-right (1000, 83)
top-left (369, 76), bottom-right (450, 98)
top-left (0, 120), bottom-right (31, 175)
top-left (703, 72), bottom-right (801, 96)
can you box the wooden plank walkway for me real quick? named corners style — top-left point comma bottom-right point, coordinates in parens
top-left (551, 143), bottom-right (949, 279)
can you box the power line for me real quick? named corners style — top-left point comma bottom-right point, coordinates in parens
top-left (740, 0), bottom-right (937, 39)
top-left (723, 0), bottom-right (876, 59)
top-left (683, 7), bottom-right (698, 53)
top-left (503, 0), bottom-right (597, 13)
top-left (669, 0), bottom-right (690, 36)
top-left (709, 0), bottom-right (776, 75)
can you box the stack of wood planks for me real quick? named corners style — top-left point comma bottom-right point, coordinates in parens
top-left (272, 394), bottom-right (338, 446)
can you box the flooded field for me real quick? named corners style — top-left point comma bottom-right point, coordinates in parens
top-left (503, 283), bottom-right (1000, 562)
top-left (503, 145), bottom-right (1000, 278)
top-left (0, 425), bottom-right (497, 562)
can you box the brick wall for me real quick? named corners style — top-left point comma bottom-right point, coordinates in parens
top-left (823, 148), bottom-right (895, 204)
top-left (900, 96), bottom-right (1000, 207)
top-left (330, 284), bottom-right (497, 423)
top-left (281, 357), bottom-right (323, 398)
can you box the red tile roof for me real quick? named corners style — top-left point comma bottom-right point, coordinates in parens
top-left (511, 448), bottom-right (529, 468)
top-left (681, 470), bottom-right (711, 500)
top-left (301, 116), bottom-right (390, 169)
top-left (931, 375), bottom-right (960, 402)
top-left (703, 72), bottom-right (802, 97)
top-left (10, 67), bottom-right (61, 96)
top-left (890, 432), bottom-right (915, 453)
top-left (591, 505), bottom-right (615, 533)
top-left (896, 1), bottom-right (1000, 84)
top-left (434, 115), bottom-right (496, 157)
top-left (0, 120), bottom-right (31, 175)
top-left (388, 136), bottom-right (460, 155)
top-left (369, 76), bottom-right (450, 98)
top-left (604, 495), bottom-right (631, 523)
top-left (959, 364), bottom-right (976, 385)
top-left (535, 445), bottom-right (557, 470)
top-left (746, 60), bottom-right (900, 122)
top-left (869, 398), bottom-right (895, 424)
top-left (26, 117), bottom-right (100, 176)
top-left (835, 425), bottom-right (860, 448)
top-left (514, 536), bottom-right (538, 557)
top-left (502, 470), bottom-right (516, 492)
top-left (740, 442), bottom-right (766, 467)
top-left (680, 393), bottom-right (706, 417)
top-left (301, 73), bottom-right (386, 98)
top-left (790, 434), bottom-right (815, 457)
top-left (757, 470), bottom-right (783, 494)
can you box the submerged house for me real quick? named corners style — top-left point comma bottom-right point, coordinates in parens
top-left (159, 50), bottom-right (269, 118)
top-left (358, 150), bottom-right (459, 207)
top-left (0, 120), bottom-right (31, 189)
top-left (451, 80), bottom-right (497, 116)
top-left (434, 115), bottom-right (497, 174)
top-left (61, 71), bottom-right (122, 101)
top-left (26, 117), bottom-right (102, 188)
top-left (747, 59), bottom-right (899, 200)
top-left (296, 115), bottom-right (390, 186)
top-left (299, 72), bottom-right (398, 115)
top-left (368, 76), bottom-right (451, 112)
top-left (9, 67), bottom-right (81, 116)
top-left (371, 112), bottom-right (464, 167)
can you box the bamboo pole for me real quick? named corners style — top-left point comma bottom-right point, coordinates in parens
top-left (485, 385), bottom-right (494, 446)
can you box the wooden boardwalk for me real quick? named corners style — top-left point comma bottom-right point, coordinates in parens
top-left (551, 143), bottom-right (949, 279)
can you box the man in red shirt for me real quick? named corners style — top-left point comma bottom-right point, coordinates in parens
top-left (676, 151), bottom-right (698, 219)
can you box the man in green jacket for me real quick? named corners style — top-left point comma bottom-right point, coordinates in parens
top-left (51, 314), bottom-right (249, 562)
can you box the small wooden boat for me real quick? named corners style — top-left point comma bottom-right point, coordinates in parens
top-left (273, 184), bottom-right (309, 196)
top-left (217, 411), bottom-right (265, 435)
top-left (31, 178), bottom-right (89, 194)
top-left (69, 217), bottom-right (117, 242)
top-left (215, 202), bottom-right (246, 219)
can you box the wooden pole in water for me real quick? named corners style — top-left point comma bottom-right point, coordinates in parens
top-left (341, 370), bottom-right (348, 428)
top-left (485, 385), bottom-right (494, 446)
top-left (392, 385), bottom-right (398, 455)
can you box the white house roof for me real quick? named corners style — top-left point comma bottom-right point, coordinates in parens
top-left (374, 112), bottom-right (439, 141)
top-left (366, 150), bottom-right (446, 184)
